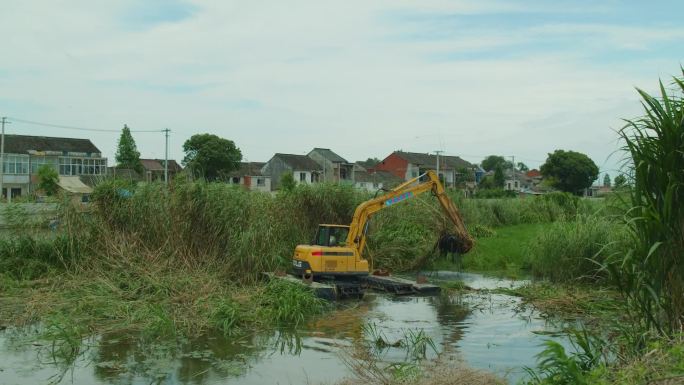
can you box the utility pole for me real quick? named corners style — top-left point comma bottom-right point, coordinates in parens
top-left (434, 150), bottom-right (443, 181)
top-left (0, 117), bottom-right (8, 200)
top-left (163, 128), bottom-right (170, 184)
top-left (509, 155), bottom-right (516, 191)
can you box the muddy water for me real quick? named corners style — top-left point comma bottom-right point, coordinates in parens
top-left (0, 273), bottom-right (567, 385)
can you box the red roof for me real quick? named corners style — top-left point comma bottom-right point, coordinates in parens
top-left (526, 169), bottom-right (542, 178)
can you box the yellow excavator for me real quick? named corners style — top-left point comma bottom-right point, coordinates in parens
top-left (291, 170), bottom-right (473, 285)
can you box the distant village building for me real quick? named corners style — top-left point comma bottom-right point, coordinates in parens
top-left (261, 153), bottom-right (322, 190)
top-left (373, 151), bottom-right (475, 188)
top-left (0, 134), bottom-right (107, 199)
top-left (140, 159), bottom-right (183, 182)
top-left (503, 170), bottom-right (528, 192)
top-left (307, 148), bottom-right (354, 184)
top-left (353, 170), bottom-right (402, 191)
top-left (227, 162), bottom-right (271, 192)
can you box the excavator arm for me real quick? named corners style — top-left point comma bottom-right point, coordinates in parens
top-left (345, 170), bottom-right (473, 259)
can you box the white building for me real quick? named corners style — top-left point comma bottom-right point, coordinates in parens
top-left (1, 134), bottom-right (107, 199)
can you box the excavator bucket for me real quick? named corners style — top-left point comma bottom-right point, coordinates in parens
top-left (438, 233), bottom-right (473, 255)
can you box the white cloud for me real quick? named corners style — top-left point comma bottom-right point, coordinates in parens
top-left (0, 0), bottom-right (681, 174)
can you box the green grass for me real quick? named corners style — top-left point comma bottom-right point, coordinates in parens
top-left (495, 282), bottom-right (622, 324)
top-left (527, 216), bottom-right (629, 282)
top-left (460, 223), bottom-right (547, 274)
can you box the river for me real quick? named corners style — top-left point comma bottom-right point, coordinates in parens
top-left (0, 272), bottom-right (568, 385)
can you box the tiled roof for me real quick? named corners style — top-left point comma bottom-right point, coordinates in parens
top-left (4, 134), bottom-right (101, 154)
top-left (140, 159), bottom-right (183, 172)
top-left (140, 159), bottom-right (163, 171)
top-left (273, 153), bottom-right (322, 171)
top-left (309, 148), bottom-right (348, 163)
top-left (393, 151), bottom-right (473, 169)
top-left (229, 162), bottom-right (267, 177)
top-left (526, 169), bottom-right (542, 178)
top-left (355, 160), bottom-right (379, 170)
top-left (355, 170), bottom-right (403, 185)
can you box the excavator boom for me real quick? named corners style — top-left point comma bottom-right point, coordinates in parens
top-left (346, 170), bottom-right (473, 258)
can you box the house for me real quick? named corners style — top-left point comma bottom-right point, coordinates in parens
top-left (140, 159), bottom-right (183, 182)
top-left (227, 162), bottom-right (271, 192)
top-left (373, 151), bottom-right (475, 188)
top-left (307, 148), bottom-right (354, 184)
top-left (503, 170), bottom-right (529, 192)
top-left (261, 153), bottom-right (322, 190)
top-left (584, 185), bottom-right (601, 198)
top-left (107, 167), bottom-right (143, 182)
top-left (0, 134), bottom-right (107, 199)
top-left (354, 170), bottom-right (403, 191)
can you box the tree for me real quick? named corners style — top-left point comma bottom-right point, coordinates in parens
top-left (493, 165), bottom-right (505, 188)
top-left (182, 133), bottom-right (242, 180)
top-left (37, 164), bottom-right (59, 196)
top-left (481, 155), bottom-right (507, 172)
top-left (280, 172), bottom-right (296, 192)
top-left (603, 173), bottom-right (611, 187)
top-left (456, 167), bottom-right (474, 183)
top-left (478, 175), bottom-right (496, 189)
top-left (517, 162), bottom-right (529, 172)
top-left (540, 150), bottom-right (599, 195)
top-left (115, 124), bottom-right (143, 174)
top-left (614, 174), bottom-right (626, 188)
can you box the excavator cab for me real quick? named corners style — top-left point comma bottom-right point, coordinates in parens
top-left (293, 224), bottom-right (368, 279)
top-left (313, 225), bottom-right (349, 247)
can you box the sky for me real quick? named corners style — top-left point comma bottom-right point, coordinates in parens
top-left (1, 0), bottom-right (683, 177)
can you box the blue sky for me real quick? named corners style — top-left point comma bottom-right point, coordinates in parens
top-left (1, 0), bottom-right (682, 177)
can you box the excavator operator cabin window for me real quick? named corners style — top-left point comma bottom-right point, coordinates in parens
top-left (329, 227), bottom-right (349, 247)
top-left (314, 226), bottom-right (349, 247)
top-left (315, 227), bottom-right (329, 246)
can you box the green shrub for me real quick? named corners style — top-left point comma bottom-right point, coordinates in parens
top-left (469, 224), bottom-right (496, 238)
top-left (0, 235), bottom-right (81, 280)
top-left (257, 280), bottom-right (328, 326)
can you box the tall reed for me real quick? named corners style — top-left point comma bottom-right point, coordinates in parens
top-left (612, 70), bottom-right (684, 335)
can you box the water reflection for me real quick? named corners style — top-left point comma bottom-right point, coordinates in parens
top-left (0, 273), bottom-right (569, 385)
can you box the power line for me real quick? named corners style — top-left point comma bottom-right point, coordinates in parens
top-left (7, 117), bottom-right (163, 133)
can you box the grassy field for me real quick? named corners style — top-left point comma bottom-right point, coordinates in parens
top-left (462, 223), bottom-right (546, 275)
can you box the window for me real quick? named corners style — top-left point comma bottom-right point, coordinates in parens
top-left (314, 226), bottom-right (349, 247)
top-left (2, 155), bottom-right (29, 174)
top-left (411, 171), bottom-right (418, 178)
top-left (256, 178), bottom-right (265, 186)
top-left (232, 177), bottom-right (240, 184)
top-left (299, 172), bottom-right (306, 182)
top-left (31, 156), bottom-right (58, 174)
top-left (59, 157), bottom-right (107, 175)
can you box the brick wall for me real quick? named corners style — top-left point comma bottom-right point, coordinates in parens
top-left (374, 153), bottom-right (409, 180)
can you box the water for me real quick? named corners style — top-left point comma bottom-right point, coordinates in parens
top-left (0, 273), bottom-right (568, 385)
